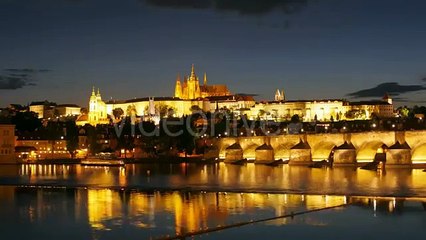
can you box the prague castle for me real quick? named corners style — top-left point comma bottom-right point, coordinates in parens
top-left (79, 65), bottom-right (395, 126)
top-left (174, 64), bottom-right (231, 99)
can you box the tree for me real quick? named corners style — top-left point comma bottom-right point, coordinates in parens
top-left (65, 121), bottom-right (79, 158)
top-left (112, 108), bottom-right (124, 119)
top-left (86, 125), bottom-right (101, 155)
top-left (190, 105), bottom-right (202, 113)
top-left (116, 117), bottom-right (135, 159)
top-left (291, 114), bottom-right (300, 123)
top-left (157, 104), bottom-right (174, 118)
top-left (177, 116), bottom-right (195, 157)
top-left (126, 105), bottom-right (137, 116)
top-left (11, 111), bottom-right (42, 132)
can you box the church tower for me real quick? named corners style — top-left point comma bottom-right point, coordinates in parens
top-left (281, 89), bottom-right (286, 101)
top-left (88, 87), bottom-right (108, 126)
top-left (203, 72), bottom-right (207, 86)
top-left (383, 93), bottom-right (392, 105)
top-left (174, 73), bottom-right (182, 98)
top-left (88, 87), bottom-right (98, 125)
top-left (185, 64), bottom-right (201, 99)
top-left (274, 88), bottom-right (286, 101)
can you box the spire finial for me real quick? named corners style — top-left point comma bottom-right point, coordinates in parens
top-left (92, 86), bottom-right (95, 95)
top-left (203, 72), bottom-right (207, 85)
top-left (191, 64), bottom-right (195, 74)
top-left (97, 88), bottom-right (100, 96)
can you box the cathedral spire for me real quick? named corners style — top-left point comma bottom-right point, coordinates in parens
top-left (275, 88), bottom-right (285, 101)
top-left (189, 64), bottom-right (197, 80)
top-left (91, 86), bottom-right (95, 96)
top-left (203, 72), bottom-right (207, 85)
top-left (176, 72), bottom-right (181, 82)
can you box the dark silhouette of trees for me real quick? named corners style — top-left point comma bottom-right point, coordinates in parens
top-left (65, 120), bottom-right (79, 158)
top-left (11, 111), bottom-right (41, 132)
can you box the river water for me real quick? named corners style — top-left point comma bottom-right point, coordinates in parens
top-left (0, 163), bottom-right (425, 239)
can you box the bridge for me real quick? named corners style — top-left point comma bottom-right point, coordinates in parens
top-left (207, 131), bottom-right (426, 167)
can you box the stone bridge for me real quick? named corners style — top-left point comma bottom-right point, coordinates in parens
top-left (210, 131), bottom-right (426, 166)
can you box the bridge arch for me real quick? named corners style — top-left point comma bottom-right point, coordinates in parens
top-left (241, 143), bottom-right (260, 160)
top-left (311, 141), bottom-right (336, 160)
top-left (356, 140), bottom-right (385, 161)
top-left (411, 142), bottom-right (426, 163)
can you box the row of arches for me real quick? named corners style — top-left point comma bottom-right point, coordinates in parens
top-left (217, 132), bottom-right (426, 165)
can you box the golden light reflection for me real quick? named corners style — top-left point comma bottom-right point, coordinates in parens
top-left (87, 189), bottom-right (122, 230)
top-left (1, 185), bottom-right (426, 239)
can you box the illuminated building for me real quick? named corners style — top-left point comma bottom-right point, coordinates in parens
top-left (174, 64), bottom-right (231, 100)
top-left (0, 124), bottom-right (15, 163)
top-left (29, 101), bottom-right (56, 119)
top-left (29, 101), bottom-right (81, 119)
top-left (82, 65), bottom-right (394, 126)
top-left (55, 104), bottom-right (81, 116)
top-left (87, 87), bottom-right (109, 126)
top-left (16, 138), bottom-right (69, 160)
top-left (246, 93), bottom-right (394, 122)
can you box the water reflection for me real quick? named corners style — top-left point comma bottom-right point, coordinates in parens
top-left (0, 186), bottom-right (426, 240)
top-left (2, 163), bottom-right (424, 196)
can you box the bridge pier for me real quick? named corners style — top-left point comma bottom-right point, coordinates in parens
top-left (203, 145), bottom-right (219, 160)
top-left (386, 141), bottom-right (412, 166)
top-left (289, 139), bottom-right (312, 165)
top-left (385, 131), bottom-right (412, 166)
top-left (333, 142), bottom-right (357, 166)
top-left (255, 143), bottom-right (275, 163)
top-left (224, 142), bottom-right (244, 163)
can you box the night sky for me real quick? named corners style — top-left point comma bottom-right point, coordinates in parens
top-left (1, 0), bottom-right (426, 107)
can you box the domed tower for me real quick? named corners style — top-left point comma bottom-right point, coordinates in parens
top-left (88, 87), bottom-right (107, 126)
top-left (88, 87), bottom-right (98, 125)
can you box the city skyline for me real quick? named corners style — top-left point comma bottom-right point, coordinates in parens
top-left (1, 0), bottom-right (426, 107)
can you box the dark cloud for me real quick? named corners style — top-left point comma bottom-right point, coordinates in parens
top-left (347, 82), bottom-right (426, 98)
top-left (0, 68), bottom-right (50, 90)
top-left (145, 0), bottom-right (309, 15)
top-left (145, 0), bottom-right (211, 9)
top-left (421, 77), bottom-right (426, 82)
top-left (8, 73), bottom-right (28, 77)
top-left (0, 76), bottom-right (30, 89)
top-left (4, 68), bottom-right (50, 73)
